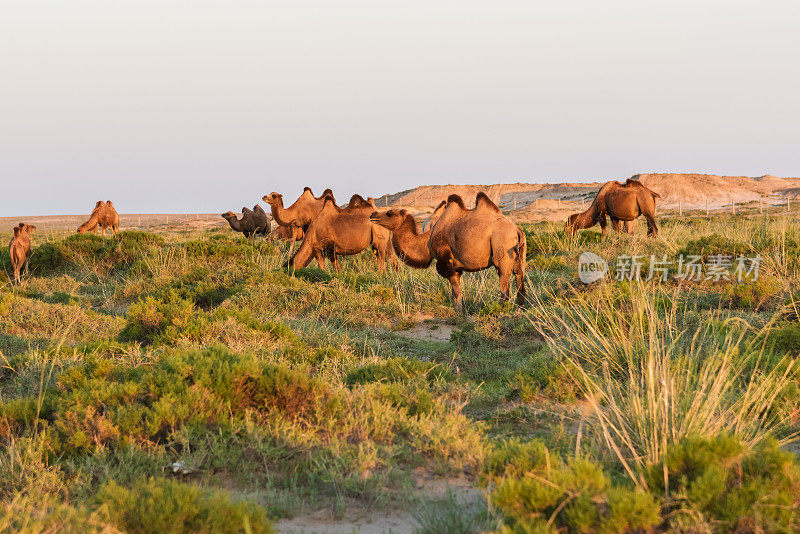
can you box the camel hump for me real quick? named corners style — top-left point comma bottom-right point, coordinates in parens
top-left (348, 194), bottom-right (371, 208)
top-left (322, 188), bottom-right (333, 196)
top-left (446, 194), bottom-right (466, 208)
top-left (303, 186), bottom-right (313, 193)
top-left (106, 200), bottom-right (113, 206)
top-left (625, 178), bottom-right (660, 198)
top-left (13, 226), bottom-right (20, 237)
top-left (475, 192), bottom-right (501, 212)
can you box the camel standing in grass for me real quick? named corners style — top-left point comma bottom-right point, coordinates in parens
top-left (9, 223), bottom-right (36, 284)
top-left (77, 201), bottom-right (120, 236)
top-left (222, 205), bottom-right (271, 238)
top-left (262, 188), bottom-right (334, 253)
top-left (289, 195), bottom-right (397, 272)
top-left (566, 179), bottom-right (660, 237)
top-left (371, 193), bottom-right (526, 309)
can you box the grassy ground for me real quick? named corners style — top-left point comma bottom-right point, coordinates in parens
top-left (1, 210), bottom-right (799, 533)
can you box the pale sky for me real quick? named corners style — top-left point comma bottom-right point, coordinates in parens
top-left (2, 1), bottom-right (799, 215)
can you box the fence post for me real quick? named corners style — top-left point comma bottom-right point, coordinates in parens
top-left (679, 198), bottom-right (682, 217)
top-left (732, 201), bottom-right (736, 215)
top-left (788, 198), bottom-right (791, 212)
top-left (705, 198), bottom-right (709, 216)
top-left (514, 196), bottom-right (517, 210)
top-left (760, 197), bottom-right (763, 214)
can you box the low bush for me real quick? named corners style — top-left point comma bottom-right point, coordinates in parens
top-left (96, 477), bottom-right (273, 533)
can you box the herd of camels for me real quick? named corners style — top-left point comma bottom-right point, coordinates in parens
top-left (7, 179), bottom-right (660, 307)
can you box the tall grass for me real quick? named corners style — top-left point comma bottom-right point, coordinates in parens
top-left (529, 282), bottom-right (799, 490)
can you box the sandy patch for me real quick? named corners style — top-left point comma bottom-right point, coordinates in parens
top-left (394, 315), bottom-right (456, 343)
top-left (276, 475), bottom-right (484, 534)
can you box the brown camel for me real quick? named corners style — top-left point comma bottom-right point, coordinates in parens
top-left (262, 187), bottom-right (334, 233)
top-left (262, 188), bottom-right (334, 253)
top-left (77, 200), bottom-right (120, 236)
top-left (566, 179), bottom-right (660, 237)
top-left (370, 193), bottom-right (526, 309)
top-left (9, 223), bottom-right (36, 284)
top-left (222, 204), bottom-right (271, 238)
top-left (289, 195), bottom-right (397, 272)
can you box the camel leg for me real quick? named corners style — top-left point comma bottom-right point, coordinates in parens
top-left (372, 245), bottom-right (387, 273)
top-left (497, 267), bottom-right (511, 302)
top-left (598, 216), bottom-right (608, 237)
top-left (436, 259), bottom-right (463, 311)
top-left (610, 218), bottom-right (622, 234)
top-left (644, 213), bottom-right (658, 237)
top-left (315, 249), bottom-right (326, 269)
top-left (625, 219), bottom-right (638, 235)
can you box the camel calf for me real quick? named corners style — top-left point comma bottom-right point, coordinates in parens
top-left (9, 223), bottom-right (36, 284)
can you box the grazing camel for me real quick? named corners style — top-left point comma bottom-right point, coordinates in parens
top-left (9, 223), bottom-right (36, 284)
top-left (370, 193), bottom-right (526, 309)
top-left (289, 195), bottom-right (397, 272)
top-left (222, 204), bottom-right (271, 238)
top-left (566, 179), bottom-right (660, 237)
top-left (77, 201), bottom-right (120, 236)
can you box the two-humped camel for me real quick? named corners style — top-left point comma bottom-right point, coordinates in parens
top-left (289, 195), bottom-right (398, 272)
top-left (222, 205), bottom-right (271, 238)
top-left (77, 201), bottom-right (120, 236)
top-left (370, 193), bottom-right (526, 309)
top-left (9, 223), bottom-right (36, 284)
top-left (262, 187), bottom-right (333, 252)
top-left (566, 179), bottom-right (660, 237)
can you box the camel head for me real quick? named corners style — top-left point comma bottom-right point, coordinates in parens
top-left (221, 211), bottom-right (237, 221)
top-left (370, 209), bottom-right (406, 231)
top-left (23, 224), bottom-right (36, 235)
top-left (262, 192), bottom-right (282, 206)
top-left (565, 213), bottom-right (580, 235)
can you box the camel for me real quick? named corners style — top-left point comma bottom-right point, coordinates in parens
top-left (262, 187), bottom-right (334, 253)
top-left (262, 187), bottom-right (335, 233)
top-left (9, 223), bottom-right (36, 284)
top-left (566, 179), bottom-right (660, 237)
top-left (370, 193), bottom-right (526, 309)
top-left (289, 194), bottom-right (397, 272)
top-left (221, 205), bottom-right (271, 238)
top-left (77, 200), bottom-right (120, 236)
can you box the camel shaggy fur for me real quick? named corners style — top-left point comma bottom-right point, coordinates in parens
top-left (371, 193), bottom-right (526, 309)
top-left (222, 204), bottom-right (271, 238)
top-left (77, 201), bottom-right (120, 236)
top-left (566, 179), bottom-right (660, 237)
top-left (289, 195), bottom-right (397, 272)
top-left (9, 223), bottom-right (36, 284)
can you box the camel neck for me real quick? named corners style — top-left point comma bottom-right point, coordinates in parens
top-left (269, 201), bottom-right (293, 226)
top-left (392, 216), bottom-right (433, 268)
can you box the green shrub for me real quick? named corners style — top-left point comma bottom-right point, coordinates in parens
top-left (647, 435), bottom-right (800, 532)
top-left (119, 290), bottom-right (206, 345)
top-left (721, 276), bottom-right (781, 310)
top-left (767, 323), bottom-right (800, 357)
top-left (346, 357), bottom-right (450, 386)
top-left (96, 477), bottom-right (273, 533)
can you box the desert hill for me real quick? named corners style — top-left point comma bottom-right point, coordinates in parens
top-left (378, 173), bottom-right (800, 221)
